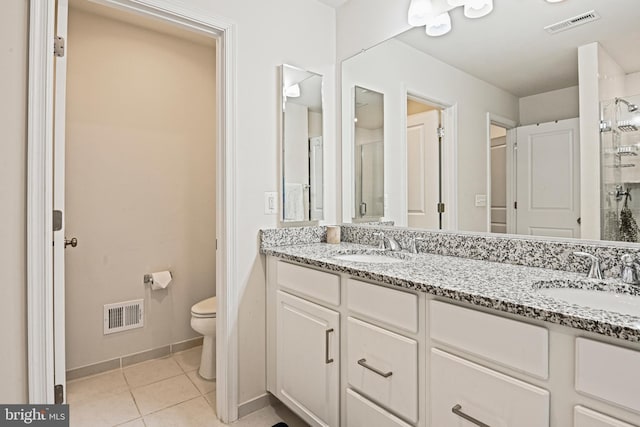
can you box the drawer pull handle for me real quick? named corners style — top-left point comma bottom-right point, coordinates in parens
top-left (325, 328), bottom-right (334, 364)
top-left (357, 358), bottom-right (393, 378)
top-left (452, 404), bottom-right (490, 427)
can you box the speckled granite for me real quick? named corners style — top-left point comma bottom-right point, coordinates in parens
top-left (339, 224), bottom-right (640, 279)
top-left (261, 242), bottom-right (640, 342)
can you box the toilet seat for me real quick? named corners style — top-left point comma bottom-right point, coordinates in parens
top-left (191, 296), bottom-right (217, 318)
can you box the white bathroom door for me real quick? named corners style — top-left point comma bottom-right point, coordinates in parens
top-left (309, 136), bottom-right (323, 220)
top-left (516, 118), bottom-right (580, 238)
top-left (407, 110), bottom-right (440, 229)
top-left (53, 0), bottom-right (69, 403)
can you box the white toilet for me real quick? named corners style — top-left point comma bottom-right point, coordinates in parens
top-left (190, 296), bottom-right (217, 380)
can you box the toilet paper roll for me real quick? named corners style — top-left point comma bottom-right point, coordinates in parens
top-left (150, 271), bottom-right (172, 290)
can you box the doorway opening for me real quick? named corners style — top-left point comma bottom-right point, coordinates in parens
top-left (489, 123), bottom-right (509, 233)
top-left (28, 0), bottom-right (238, 422)
top-left (406, 96), bottom-right (445, 229)
top-left (62, 2), bottom-right (219, 423)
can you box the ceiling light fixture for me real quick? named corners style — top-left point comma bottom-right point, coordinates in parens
top-left (408, 0), bottom-right (494, 36)
top-left (426, 12), bottom-right (452, 36)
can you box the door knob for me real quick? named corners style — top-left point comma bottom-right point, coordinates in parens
top-left (65, 237), bottom-right (78, 248)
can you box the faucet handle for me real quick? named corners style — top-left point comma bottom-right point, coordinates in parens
top-left (573, 251), bottom-right (603, 279)
top-left (621, 254), bottom-right (640, 285)
top-left (373, 232), bottom-right (386, 250)
top-left (407, 237), bottom-right (425, 254)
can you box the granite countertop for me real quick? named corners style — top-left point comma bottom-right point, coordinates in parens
top-left (262, 242), bottom-right (640, 343)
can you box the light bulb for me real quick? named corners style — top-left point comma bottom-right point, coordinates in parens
top-left (464, 0), bottom-right (493, 18)
top-left (408, 0), bottom-right (433, 27)
top-left (426, 12), bottom-right (452, 36)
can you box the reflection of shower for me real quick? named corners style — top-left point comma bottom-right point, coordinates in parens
top-left (617, 97), bottom-right (639, 113)
top-left (616, 97), bottom-right (640, 132)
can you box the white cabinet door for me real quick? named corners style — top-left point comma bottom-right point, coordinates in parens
top-left (574, 406), bottom-right (638, 427)
top-left (276, 291), bottom-right (339, 427)
top-left (431, 348), bottom-right (549, 427)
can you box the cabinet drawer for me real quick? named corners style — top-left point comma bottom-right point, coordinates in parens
top-left (430, 300), bottom-right (549, 378)
top-left (277, 261), bottom-right (340, 306)
top-left (574, 406), bottom-right (637, 427)
top-left (576, 338), bottom-right (640, 413)
top-left (431, 348), bottom-right (549, 427)
top-left (346, 389), bottom-right (412, 427)
top-left (347, 279), bottom-right (418, 332)
top-left (347, 317), bottom-right (418, 423)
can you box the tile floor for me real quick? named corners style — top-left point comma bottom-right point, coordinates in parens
top-left (67, 346), bottom-right (307, 427)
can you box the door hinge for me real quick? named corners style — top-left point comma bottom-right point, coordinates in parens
top-left (437, 126), bottom-right (445, 138)
top-left (514, 201), bottom-right (518, 209)
top-left (54, 384), bottom-right (64, 404)
top-left (437, 202), bottom-right (445, 213)
top-left (54, 36), bottom-right (65, 57)
top-left (53, 210), bottom-right (63, 231)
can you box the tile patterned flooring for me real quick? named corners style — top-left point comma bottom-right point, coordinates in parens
top-left (67, 346), bottom-right (307, 427)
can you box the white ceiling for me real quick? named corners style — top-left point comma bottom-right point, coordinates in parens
top-left (316, 0), bottom-right (350, 8)
top-left (396, 0), bottom-right (640, 97)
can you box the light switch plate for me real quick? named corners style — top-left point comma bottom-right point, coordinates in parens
top-left (475, 194), bottom-right (487, 207)
top-left (264, 192), bottom-right (277, 214)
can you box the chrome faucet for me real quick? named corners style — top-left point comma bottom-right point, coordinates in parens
top-left (620, 254), bottom-right (640, 285)
top-left (372, 232), bottom-right (401, 251)
top-left (573, 252), bottom-right (603, 279)
top-left (407, 237), bottom-right (425, 254)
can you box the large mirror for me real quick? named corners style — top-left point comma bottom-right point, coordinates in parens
top-left (342, 0), bottom-right (640, 243)
top-left (281, 64), bottom-right (324, 223)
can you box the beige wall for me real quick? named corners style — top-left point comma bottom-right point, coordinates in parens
top-left (64, 8), bottom-right (217, 369)
top-left (0, 0), bottom-right (28, 404)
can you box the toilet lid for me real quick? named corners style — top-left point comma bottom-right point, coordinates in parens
top-left (191, 296), bottom-right (217, 317)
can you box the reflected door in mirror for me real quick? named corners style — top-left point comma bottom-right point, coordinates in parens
top-left (354, 86), bottom-right (384, 220)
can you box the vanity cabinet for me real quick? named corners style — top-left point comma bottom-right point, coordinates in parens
top-left (265, 256), bottom-right (640, 427)
top-left (276, 290), bottom-right (339, 427)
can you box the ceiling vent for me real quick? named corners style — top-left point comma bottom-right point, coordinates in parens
top-left (544, 10), bottom-right (600, 34)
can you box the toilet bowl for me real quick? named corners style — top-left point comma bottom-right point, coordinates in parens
top-left (190, 296), bottom-right (217, 380)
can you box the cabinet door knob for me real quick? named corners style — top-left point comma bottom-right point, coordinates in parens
top-left (357, 358), bottom-right (393, 378)
top-left (325, 328), bottom-right (334, 364)
top-left (451, 404), bottom-right (490, 427)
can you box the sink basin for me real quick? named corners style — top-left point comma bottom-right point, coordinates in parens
top-left (534, 280), bottom-right (640, 317)
top-left (332, 253), bottom-right (406, 264)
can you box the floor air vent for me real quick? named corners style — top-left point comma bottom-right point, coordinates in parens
top-left (104, 299), bottom-right (144, 334)
top-left (544, 10), bottom-right (600, 34)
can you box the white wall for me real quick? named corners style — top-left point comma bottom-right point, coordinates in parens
top-left (284, 103), bottom-right (310, 187)
top-left (342, 39), bottom-right (519, 231)
top-left (578, 42), bottom-right (626, 240)
top-left (626, 71), bottom-right (640, 95)
top-left (336, 0), bottom-right (410, 61)
top-left (3, 0), bottom-right (336, 408)
top-left (65, 8), bottom-right (217, 370)
top-left (0, 0), bottom-right (28, 404)
top-left (519, 86), bottom-right (579, 126)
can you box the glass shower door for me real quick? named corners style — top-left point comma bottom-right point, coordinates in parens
top-left (600, 94), bottom-right (640, 242)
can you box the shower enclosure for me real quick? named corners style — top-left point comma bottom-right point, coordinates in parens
top-left (601, 94), bottom-right (640, 242)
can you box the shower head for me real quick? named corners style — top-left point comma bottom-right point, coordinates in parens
top-left (616, 97), bottom-right (639, 113)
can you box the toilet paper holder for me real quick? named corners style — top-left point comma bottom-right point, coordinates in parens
top-left (144, 271), bottom-right (173, 284)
